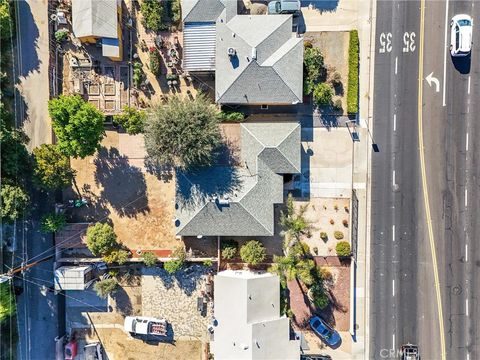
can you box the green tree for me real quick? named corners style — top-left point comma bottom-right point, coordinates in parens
top-left (0, 0), bottom-right (12, 40)
top-left (113, 106), bottom-right (146, 135)
top-left (269, 242), bottom-right (314, 286)
top-left (303, 46), bottom-right (324, 95)
top-left (335, 241), bottom-right (351, 257)
top-left (48, 95), bottom-right (105, 158)
top-left (164, 259), bottom-right (183, 274)
top-left (280, 193), bottom-right (312, 249)
top-left (33, 144), bottom-right (75, 190)
top-left (40, 213), bottom-right (66, 233)
top-left (144, 95), bottom-right (222, 170)
top-left (1, 117), bottom-right (31, 182)
top-left (103, 249), bottom-right (130, 265)
top-left (141, 251), bottom-right (157, 267)
top-left (140, 0), bottom-right (164, 32)
top-left (308, 283), bottom-right (329, 310)
top-left (86, 223), bottom-right (118, 256)
top-left (240, 240), bottom-right (266, 265)
top-left (93, 278), bottom-right (118, 298)
top-left (1, 184), bottom-right (29, 223)
top-left (221, 239), bottom-right (238, 260)
top-left (0, 283), bottom-right (15, 325)
top-left (313, 83), bottom-right (333, 106)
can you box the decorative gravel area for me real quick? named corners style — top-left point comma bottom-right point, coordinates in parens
top-left (141, 265), bottom-right (213, 341)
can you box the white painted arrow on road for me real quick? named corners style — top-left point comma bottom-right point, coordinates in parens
top-left (426, 72), bottom-right (440, 93)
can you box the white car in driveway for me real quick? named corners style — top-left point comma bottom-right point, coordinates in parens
top-left (450, 14), bottom-right (473, 57)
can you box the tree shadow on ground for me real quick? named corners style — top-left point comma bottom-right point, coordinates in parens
top-left (111, 286), bottom-right (133, 316)
top-left (143, 265), bottom-right (207, 297)
top-left (144, 157), bottom-right (174, 182)
top-left (301, 0), bottom-right (339, 13)
top-left (94, 147), bottom-right (149, 218)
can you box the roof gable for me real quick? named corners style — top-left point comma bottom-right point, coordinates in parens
top-left (72, 0), bottom-right (118, 39)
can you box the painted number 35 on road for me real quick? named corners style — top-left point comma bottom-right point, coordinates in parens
top-left (379, 32), bottom-right (416, 53)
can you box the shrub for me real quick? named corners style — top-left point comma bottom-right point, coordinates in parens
top-left (133, 62), bottom-right (143, 88)
top-left (333, 99), bottom-right (343, 110)
top-left (40, 213), bottom-right (66, 233)
top-left (335, 241), bottom-right (351, 257)
top-left (113, 106), bottom-right (146, 135)
top-left (313, 83), bottom-right (333, 106)
top-left (86, 223), bottom-right (118, 256)
top-left (149, 49), bottom-right (161, 76)
top-left (303, 47), bottom-right (324, 95)
top-left (329, 219), bottom-right (334, 225)
top-left (103, 249), bottom-right (130, 265)
top-left (320, 232), bottom-right (328, 241)
top-left (94, 278), bottom-right (118, 298)
top-left (203, 259), bottom-right (213, 267)
top-left (309, 283), bottom-right (329, 310)
top-left (343, 219), bottom-right (349, 227)
top-left (240, 240), bottom-right (266, 265)
top-left (319, 267), bottom-right (333, 284)
top-left (221, 239), bottom-right (238, 260)
top-left (172, 246), bottom-right (187, 262)
top-left (304, 40), bottom-right (313, 49)
top-left (140, 0), bottom-right (164, 32)
top-left (55, 29), bottom-right (69, 42)
top-left (313, 246), bottom-right (318, 255)
top-left (334, 204), bottom-right (339, 211)
top-left (334, 231), bottom-right (344, 240)
top-left (142, 251), bottom-right (157, 267)
top-left (219, 111), bottom-right (245, 122)
top-left (347, 30), bottom-right (359, 114)
top-left (164, 259), bottom-right (183, 274)
top-left (0, 0), bottom-right (12, 40)
top-left (331, 71), bottom-right (342, 84)
top-left (171, 0), bottom-right (181, 27)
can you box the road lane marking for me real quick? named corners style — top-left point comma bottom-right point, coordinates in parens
top-left (395, 56), bottom-right (398, 74)
top-left (393, 225), bottom-right (395, 242)
top-left (393, 114), bottom-right (397, 131)
top-left (466, 132), bottom-right (469, 151)
top-left (392, 333), bottom-right (395, 350)
top-left (465, 188), bottom-right (468, 207)
top-left (392, 170), bottom-right (396, 187)
top-left (466, 299), bottom-right (469, 316)
top-left (392, 279), bottom-right (395, 296)
top-left (468, 76), bottom-right (471, 94)
top-left (418, 1), bottom-right (447, 359)
top-left (465, 244), bottom-right (468, 262)
top-left (442, 0), bottom-right (449, 107)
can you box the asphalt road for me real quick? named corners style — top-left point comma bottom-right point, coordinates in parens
top-left (371, 1), bottom-right (480, 359)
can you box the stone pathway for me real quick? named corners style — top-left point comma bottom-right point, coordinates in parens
top-left (141, 265), bottom-right (213, 341)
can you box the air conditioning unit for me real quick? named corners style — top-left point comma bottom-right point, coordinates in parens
top-left (227, 47), bottom-right (236, 57)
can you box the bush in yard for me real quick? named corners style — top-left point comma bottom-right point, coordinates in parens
top-left (33, 144), bottom-right (75, 190)
top-left (1, 184), bottom-right (29, 223)
top-left (333, 99), bottom-right (343, 110)
top-left (313, 83), bottom-right (333, 106)
top-left (48, 95), bottom-right (105, 158)
top-left (86, 223), bottom-right (118, 256)
top-left (320, 232), bottom-right (328, 241)
top-left (331, 71), bottom-right (342, 84)
top-left (164, 259), bottom-right (183, 274)
top-left (221, 239), bottom-right (238, 260)
top-left (149, 49), bottom-right (161, 76)
top-left (113, 106), bottom-right (146, 135)
top-left (133, 62), bottom-right (143, 88)
top-left (40, 213), bottom-right (66, 233)
top-left (94, 278), bottom-right (118, 298)
top-left (240, 240), bottom-right (266, 265)
top-left (219, 111), bottom-right (245, 122)
top-left (142, 251), bottom-right (157, 267)
top-left (144, 94), bottom-right (222, 170)
top-left (0, 0), bottom-right (12, 40)
top-left (334, 231), bottom-right (344, 240)
top-left (0, 283), bottom-right (15, 325)
top-left (303, 46), bottom-right (324, 95)
top-left (140, 0), bottom-right (164, 32)
top-left (203, 259), bottom-right (213, 267)
top-left (335, 241), bottom-right (351, 257)
top-left (309, 283), bottom-right (329, 310)
top-left (347, 30), bottom-right (359, 114)
top-left (103, 249), bottom-right (130, 265)
top-left (171, 0), bottom-right (181, 28)
top-left (55, 29), bottom-right (69, 42)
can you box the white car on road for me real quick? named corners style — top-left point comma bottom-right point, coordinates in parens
top-left (450, 14), bottom-right (473, 57)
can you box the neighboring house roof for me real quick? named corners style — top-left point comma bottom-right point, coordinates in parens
top-left (211, 270), bottom-right (300, 360)
top-left (215, 15), bottom-right (303, 104)
top-left (71, 0), bottom-right (118, 39)
top-left (54, 265), bottom-right (93, 291)
top-left (182, 0), bottom-right (236, 23)
top-left (183, 22), bottom-right (217, 71)
top-left (55, 223), bottom-right (90, 249)
top-left (175, 122), bottom-right (301, 237)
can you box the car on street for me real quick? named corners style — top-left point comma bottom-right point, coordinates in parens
top-left (450, 14), bottom-right (473, 57)
top-left (267, 0), bottom-right (301, 15)
top-left (309, 316), bottom-right (341, 347)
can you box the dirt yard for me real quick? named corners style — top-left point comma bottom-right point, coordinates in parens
top-left (66, 130), bottom-right (178, 252)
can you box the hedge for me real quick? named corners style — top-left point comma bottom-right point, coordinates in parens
top-left (347, 30), bottom-right (359, 114)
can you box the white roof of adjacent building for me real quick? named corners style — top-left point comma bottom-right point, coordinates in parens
top-left (183, 23), bottom-right (216, 71)
top-left (72, 0), bottom-right (118, 39)
top-left (211, 270), bottom-right (300, 360)
top-left (54, 265), bottom-right (92, 291)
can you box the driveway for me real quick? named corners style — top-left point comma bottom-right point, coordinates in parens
top-left (14, 0), bottom-right (51, 150)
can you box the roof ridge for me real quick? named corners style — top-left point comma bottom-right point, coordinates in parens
top-left (217, 61), bottom-right (253, 103)
top-left (254, 15), bottom-right (292, 50)
top-left (276, 123), bottom-right (301, 173)
top-left (269, 65), bottom-right (301, 102)
top-left (239, 199), bottom-right (274, 236)
top-left (263, 37), bottom-right (301, 67)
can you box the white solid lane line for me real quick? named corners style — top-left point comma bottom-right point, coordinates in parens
top-left (465, 244), bottom-right (468, 262)
top-left (466, 132), bottom-right (469, 151)
top-left (466, 298), bottom-right (469, 316)
top-left (393, 114), bottom-right (397, 131)
top-left (442, 0), bottom-right (450, 107)
top-left (465, 188), bottom-right (468, 207)
top-left (392, 333), bottom-right (396, 350)
top-left (392, 279), bottom-right (395, 297)
top-left (393, 170), bottom-right (396, 187)
top-left (395, 57), bottom-right (398, 75)
top-left (393, 225), bottom-right (395, 242)
top-left (468, 76), bottom-right (471, 94)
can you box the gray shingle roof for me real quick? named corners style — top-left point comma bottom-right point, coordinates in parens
top-left (215, 15), bottom-right (303, 104)
top-left (182, 0), bottom-right (236, 23)
top-left (175, 122), bottom-right (301, 237)
top-left (72, 0), bottom-right (118, 39)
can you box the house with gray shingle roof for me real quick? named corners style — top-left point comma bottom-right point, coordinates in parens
top-left (175, 122), bottom-right (301, 237)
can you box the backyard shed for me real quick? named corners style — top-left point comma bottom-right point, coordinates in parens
top-left (54, 265), bottom-right (94, 291)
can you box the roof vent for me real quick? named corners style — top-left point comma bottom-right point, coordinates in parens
top-left (251, 47), bottom-right (257, 60)
top-left (217, 197), bottom-right (230, 205)
top-left (227, 47), bottom-right (236, 57)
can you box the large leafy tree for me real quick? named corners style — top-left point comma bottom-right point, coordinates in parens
top-left (0, 115), bottom-right (31, 181)
top-left (140, 0), bottom-right (163, 32)
top-left (0, 0), bottom-right (12, 40)
top-left (144, 95), bottom-right (222, 169)
top-left (33, 144), bottom-right (75, 190)
top-left (48, 95), bottom-right (105, 158)
top-left (86, 223), bottom-right (118, 256)
top-left (1, 184), bottom-right (29, 223)
top-left (0, 283), bottom-right (15, 325)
